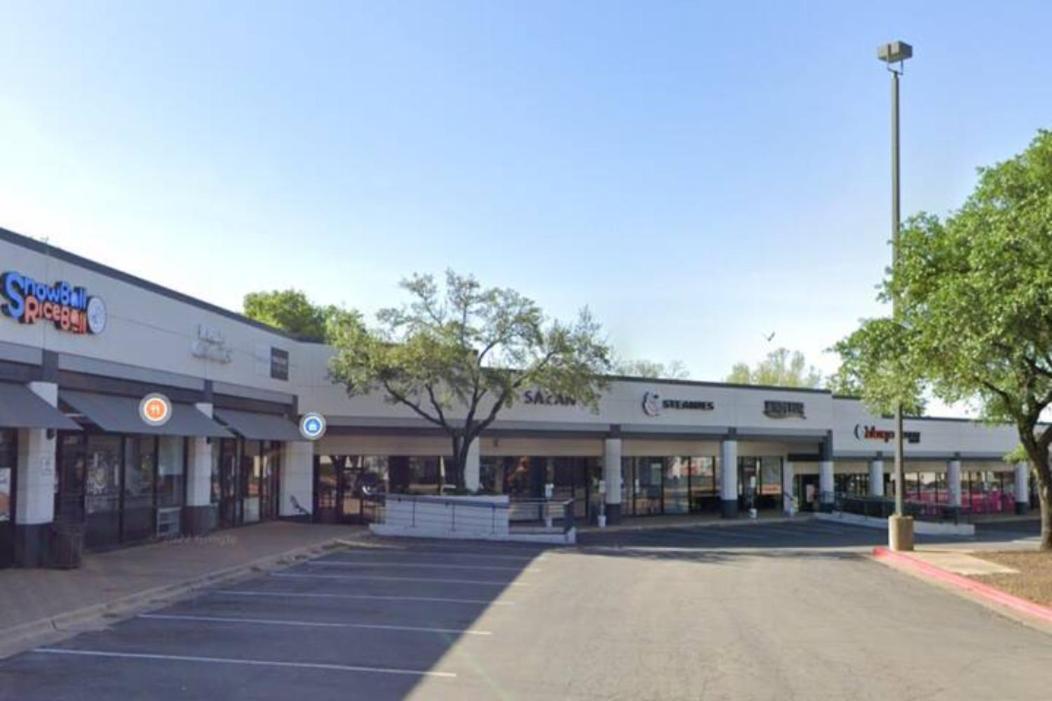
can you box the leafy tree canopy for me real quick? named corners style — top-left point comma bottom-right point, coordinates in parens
top-left (726, 348), bottom-right (823, 388)
top-left (613, 358), bottom-right (690, 380)
top-left (328, 270), bottom-right (612, 488)
top-left (243, 289), bottom-right (354, 342)
top-left (835, 130), bottom-right (1052, 548)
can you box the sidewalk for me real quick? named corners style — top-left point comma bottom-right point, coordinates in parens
top-left (0, 521), bottom-right (365, 657)
top-left (579, 510), bottom-right (810, 533)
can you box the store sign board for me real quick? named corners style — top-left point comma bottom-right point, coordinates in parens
top-left (523, 390), bottom-right (577, 407)
top-left (0, 270), bottom-right (107, 335)
top-left (191, 324), bottom-right (233, 364)
top-left (854, 424), bottom-right (921, 444)
top-left (270, 347), bottom-right (290, 381)
top-left (764, 400), bottom-right (806, 419)
top-left (642, 391), bottom-right (715, 417)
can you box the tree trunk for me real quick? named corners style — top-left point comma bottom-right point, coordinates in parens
top-left (1039, 475), bottom-right (1051, 551)
top-left (447, 432), bottom-right (468, 491)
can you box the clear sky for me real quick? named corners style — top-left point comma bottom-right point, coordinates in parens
top-left (1, 1), bottom-right (1049, 398)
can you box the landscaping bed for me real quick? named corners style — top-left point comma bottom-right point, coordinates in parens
top-left (971, 551), bottom-right (1052, 607)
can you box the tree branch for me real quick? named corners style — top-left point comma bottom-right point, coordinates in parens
top-left (381, 379), bottom-right (447, 429)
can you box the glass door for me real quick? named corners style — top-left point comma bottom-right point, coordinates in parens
top-left (218, 439), bottom-right (241, 528)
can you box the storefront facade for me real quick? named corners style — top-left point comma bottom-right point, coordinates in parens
top-left (0, 225), bottom-right (1039, 566)
top-left (0, 228), bottom-right (312, 567)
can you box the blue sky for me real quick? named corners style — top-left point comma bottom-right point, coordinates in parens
top-left (1, 1), bottom-right (1050, 395)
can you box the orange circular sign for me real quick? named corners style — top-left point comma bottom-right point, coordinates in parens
top-left (139, 393), bottom-right (172, 427)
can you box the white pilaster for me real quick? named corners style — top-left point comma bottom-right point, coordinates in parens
top-left (1014, 462), bottom-right (1030, 513)
top-left (947, 459), bottom-right (962, 508)
top-left (868, 460), bottom-right (885, 497)
top-left (186, 403), bottom-right (215, 508)
top-left (280, 441), bottom-right (314, 517)
top-left (16, 382), bottom-right (59, 526)
top-left (782, 460), bottom-right (795, 515)
top-left (603, 437), bottom-right (623, 510)
top-left (720, 439), bottom-right (738, 518)
top-left (819, 460), bottom-right (835, 509)
top-left (463, 437), bottom-right (480, 492)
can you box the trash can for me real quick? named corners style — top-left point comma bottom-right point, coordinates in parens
top-left (49, 521), bottom-right (84, 569)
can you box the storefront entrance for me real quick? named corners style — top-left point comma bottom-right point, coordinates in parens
top-left (217, 438), bottom-right (282, 528)
top-left (0, 429), bottom-right (16, 568)
top-left (314, 455), bottom-right (388, 524)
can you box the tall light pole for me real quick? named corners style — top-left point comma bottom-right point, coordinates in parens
top-left (878, 40), bottom-right (914, 550)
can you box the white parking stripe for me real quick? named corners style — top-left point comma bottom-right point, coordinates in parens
top-left (213, 590), bottom-right (515, 606)
top-left (138, 613), bottom-right (492, 636)
top-left (333, 551), bottom-right (545, 563)
top-left (32, 648), bottom-right (456, 678)
top-left (307, 560), bottom-right (538, 573)
top-left (272, 572), bottom-right (528, 586)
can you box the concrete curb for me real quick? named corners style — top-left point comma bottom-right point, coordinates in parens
top-left (872, 546), bottom-right (1052, 631)
top-left (579, 513), bottom-right (813, 534)
top-left (0, 532), bottom-right (368, 660)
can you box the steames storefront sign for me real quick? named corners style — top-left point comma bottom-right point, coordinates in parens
top-left (642, 391), bottom-right (715, 417)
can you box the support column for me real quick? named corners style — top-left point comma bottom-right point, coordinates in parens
top-left (947, 458), bottom-right (962, 508)
top-left (603, 437), bottom-right (623, 524)
top-left (868, 460), bottom-right (885, 497)
top-left (280, 441), bottom-right (314, 519)
top-left (819, 460), bottom-right (835, 512)
top-left (14, 382), bottom-right (58, 566)
top-left (782, 460), bottom-right (795, 516)
top-left (183, 402), bottom-right (217, 535)
top-left (720, 439), bottom-right (738, 518)
top-left (463, 438), bottom-right (480, 493)
top-left (1014, 462), bottom-right (1031, 515)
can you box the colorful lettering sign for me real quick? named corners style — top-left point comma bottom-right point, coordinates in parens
top-left (0, 271), bottom-right (106, 335)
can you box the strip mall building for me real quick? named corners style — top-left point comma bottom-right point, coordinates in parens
top-left (0, 228), bottom-right (1037, 567)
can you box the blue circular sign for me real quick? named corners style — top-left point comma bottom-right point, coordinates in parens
top-left (299, 412), bottom-right (327, 441)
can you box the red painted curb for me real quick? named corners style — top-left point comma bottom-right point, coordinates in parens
top-left (872, 546), bottom-right (1052, 626)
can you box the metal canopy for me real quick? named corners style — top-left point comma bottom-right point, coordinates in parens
top-left (61, 390), bottom-right (232, 437)
top-left (213, 408), bottom-right (301, 442)
top-left (0, 382), bottom-right (81, 430)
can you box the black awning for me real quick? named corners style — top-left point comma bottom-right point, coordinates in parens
top-left (61, 390), bottom-right (232, 437)
top-left (213, 409), bottom-right (301, 441)
top-left (0, 382), bottom-right (80, 430)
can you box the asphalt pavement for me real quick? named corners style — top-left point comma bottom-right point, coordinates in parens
top-left (0, 519), bottom-right (1048, 700)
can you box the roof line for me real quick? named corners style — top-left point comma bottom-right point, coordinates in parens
top-left (0, 225), bottom-right (304, 342)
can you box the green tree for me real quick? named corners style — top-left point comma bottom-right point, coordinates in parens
top-left (243, 289), bottom-right (352, 342)
top-left (328, 270), bottom-right (612, 489)
top-left (726, 348), bottom-right (823, 388)
top-left (835, 131), bottom-right (1052, 549)
top-left (613, 358), bottom-right (690, 380)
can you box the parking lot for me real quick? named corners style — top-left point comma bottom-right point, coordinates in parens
top-left (1, 519), bottom-right (1050, 700)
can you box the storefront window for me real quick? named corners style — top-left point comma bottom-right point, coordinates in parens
top-left (0, 430), bottom-right (15, 525)
top-left (687, 456), bottom-right (718, 512)
top-left (261, 441), bottom-right (281, 520)
top-left (158, 437), bottom-right (185, 508)
top-left (242, 440), bottom-right (261, 523)
top-left (663, 457), bottom-right (689, 514)
top-left (123, 437), bottom-right (157, 542)
top-left (210, 440), bottom-right (222, 505)
top-left (634, 458), bottom-right (663, 515)
top-left (85, 436), bottom-right (121, 516)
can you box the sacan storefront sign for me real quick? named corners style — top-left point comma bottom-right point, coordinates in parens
top-left (0, 270), bottom-right (107, 335)
top-left (642, 391), bottom-right (715, 417)
top-left (854, 424), bottom-right (921, 444)
top-left (523, 390), bottom-right (577, 407)
top-left (764, 400), bottom-right (805, 419)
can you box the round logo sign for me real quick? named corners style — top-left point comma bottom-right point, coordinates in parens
top-left (86, 296), bottom-right (107, 334)
top-left (299, 412), bottom-right (327, 441)
top-left (642, 391), bottom-right (662, 417)
top-left (139, 392), bottom-right (172, 427)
